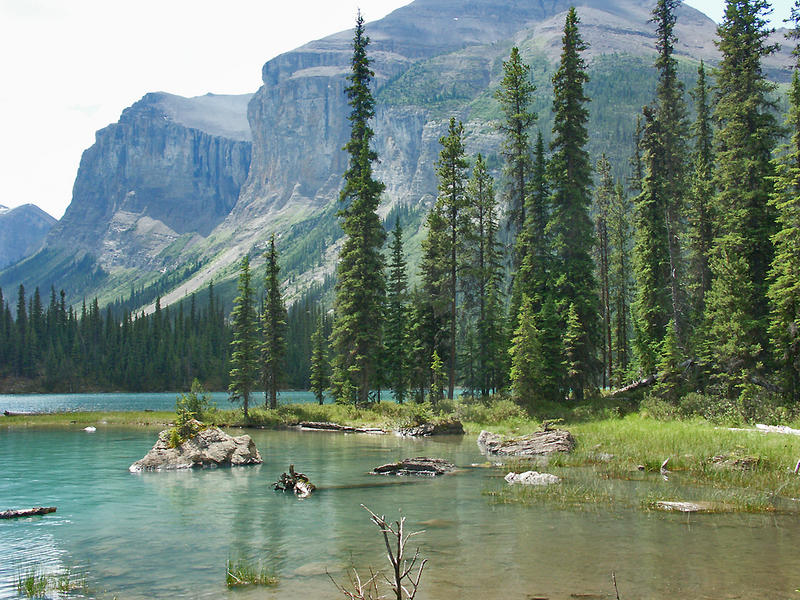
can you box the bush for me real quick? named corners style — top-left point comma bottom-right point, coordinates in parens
top-left (169, 379), bottom-right (213, 447)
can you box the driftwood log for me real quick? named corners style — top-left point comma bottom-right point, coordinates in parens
top-left (372, 457), bottom-right (456, 476)
top-left (274, 464), bottom-right (316, 498)
top-left (0, 507), bottom-right (56, 519)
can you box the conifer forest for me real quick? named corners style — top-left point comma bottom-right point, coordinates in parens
top-left (3, 0), bottom-right (800, 420)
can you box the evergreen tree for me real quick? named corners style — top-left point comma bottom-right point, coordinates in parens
top-left (609, 182), bottom-right (634, 385)
top-left (652, 0), bottom-right (690, 340)
top-left (423, 117), bottom-right (469, 400)
top-left (309, 315), bottom-right (330, 405)
top-left (705, 0), bottom-right (778, 397)
top-left (228, 256), bottom-right (259, 419)
top-left (385, 221), bottom-right (411, 403)
top-left (495, 46), bottom-right (536, 239)
top-left (594, 154), bottom-right (613, 388)
top-left (509, 295), bottom-right (541, 408)
top-left (330, 12), bottom-right (387, 405)
top-left (768, 0), bottom-right (800, 401)
top-left (429, 349), bottom-right (445, 403)
top-left (261, 234), bottom-right (288, 409)
top-left (562, 302), bottom-right (589, 402)
top-left (546, 7), bottom-right (599, 401)
top-left (632, 106), bottom-right (672, 375)
top-left (686, 61), bottom-right (715, 335)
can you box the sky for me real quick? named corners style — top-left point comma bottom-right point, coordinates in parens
top-left (0, 0), bottom-right (793, 220)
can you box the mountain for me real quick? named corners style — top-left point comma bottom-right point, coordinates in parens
top-left (0, 204), bottom-right (56, 270)
top-left (1, 0), bottom-right (793, 310)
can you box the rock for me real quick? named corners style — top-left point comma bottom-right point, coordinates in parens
top-left (504, 471), bottom-right (560, 486)
top-left (398, 419), bottom-right (464, 437)
top-left (83, 426), bottom-right (96, 432)
top-left (129, 426), bottom-right (261, 472)
top-left (755, 424), bottom-right (800, 436)
top-left (478, 429), bottom-right (575, 456)
top-left (651, 501), bottom-right (724, 513)
top-left (372, 457), bottom-right (456, 476)
top-left (710, 454), bottom-right (759, 470)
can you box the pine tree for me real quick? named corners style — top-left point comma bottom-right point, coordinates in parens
top-left (562, 302), bottom-right (589, 403)
top-left (546, 7), bottom-right (599, 401)
top-left (422, 117), bottom-right (469, 400)
top-left (686, 61), bottom-right (715, 336)
top-left (652, 0), bottom-right (690, 341)
top-left (261, 234), bottom-right (288, 409)
top-left (429, 349), bottom-right (445, 403)
top-left (495, 46), bottom-right (536, 240)
top-left (594, 154), bottom-right (613, 388)
top-left (609, 182), bottom-right (634, 385)
top-left (509, 295), bottom-right (541, 408)
top-left (309, 315), bottom-right (330, 405)
top-left (768, 0), bottom-right (800, 401)
top-left (228, 256), bottom-right (259, 419)
top-left (705, 0), bottom-right (778, 397)
top-left (385, 221), bottom-right (410, 403)
top-left (632, 106), bottom-right (672, 376)
top-left (330, 12), bottom-right (387, 405)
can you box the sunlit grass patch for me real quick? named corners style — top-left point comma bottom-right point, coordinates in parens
top-left (225, 558), bottom-right (278, 588)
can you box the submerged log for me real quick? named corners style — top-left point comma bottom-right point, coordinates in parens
top-left (0, 507), bottom-right (57, 519)
top-left (274, 464), bottom-right (316, 498)
top-left (372, 457), bottom-right (456, 476)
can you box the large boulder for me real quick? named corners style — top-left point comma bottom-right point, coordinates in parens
top-left (129, 427), bottom-right (262, 472)
top-left (398, 419), bottom-right (465, 437)
top-left (372, 457), bottom-right (456, 476)
top-left (478, 429), bottom-right (575, 456)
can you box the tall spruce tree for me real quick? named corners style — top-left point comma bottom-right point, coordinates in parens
top-left (609, 182), bottom-right (633, 385)
top-left (546, 7), bottom-right (599, 401)
top-left (228, 256), bottom-right (259, 419)
top-left (261, 234), bottom-right (288, 409)
top-left (705, 0), bottom-right (778, 397)
top-left (463, 154), bottom-right (505, 396)
top-left (426, 117), bottom-right (469, 400)
top-left (309, 315), bottom-right (330, 405)
top-left (768, 0), bottom-right (800, 401)
top-left (495, 46), bottom-right (536, 240)
top-left (686, 61), bottom-right (715, 336)
top-left (385, 221), bottom-right (411, 403)
top-left (594, 155), bottom-right (613, 388)
top-left (330, 12), bottom-right (387, 405)
top-left (652, 0), bottom-right (689, 341)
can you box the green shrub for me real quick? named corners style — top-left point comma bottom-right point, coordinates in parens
top-left (169, 379), bottom-right (212, 447)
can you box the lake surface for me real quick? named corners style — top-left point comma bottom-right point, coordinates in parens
top-left (0, 391), bottom-right (324, 414)
top-left (2, 423), bottom-right (800, 598)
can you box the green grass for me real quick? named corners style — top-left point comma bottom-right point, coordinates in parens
top-left (15, 565), bottom-right (89, 598)
top-left (486, 480), bottom-right (615, 510)
top-left (16, 568), bottom-right (47, 598)
top-left (225, 559), bottom-right (278, 588)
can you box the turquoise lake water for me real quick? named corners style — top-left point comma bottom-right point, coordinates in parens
top-left (0, 391), bottom-right (323, 414)
top-left (2, 418), bottom-right (800, 598)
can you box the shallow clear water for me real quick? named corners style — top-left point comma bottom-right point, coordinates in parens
top-left (0, 391), bottom-right (323, 414)
top-left (2, 425), bottom-right (800, 599)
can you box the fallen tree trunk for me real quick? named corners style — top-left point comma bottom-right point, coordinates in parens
top-left (0, 507), bottom-right (56, 519)
top-left (609, 359), bottom-right (695, 398)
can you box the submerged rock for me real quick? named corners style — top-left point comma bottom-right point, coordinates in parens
top-left (129, 427), bottom-right (262, 472)
top-left (504, 471), bottom-right (561, 486)
top-left (651, 500), bottom-right (724, 513)
top-left (372, 457), bottom-right (456, 476)
top-left (478, 429), bottom-right (575, 456)
top-left (398, 419), bottom-right (465, 437)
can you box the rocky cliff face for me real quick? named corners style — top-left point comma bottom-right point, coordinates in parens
top-left (0, 204), bottom-right (56, 269)
top-left (7, 0), bottom-right (795, 308)
top-left (46, 92), bottom-right (252, 271)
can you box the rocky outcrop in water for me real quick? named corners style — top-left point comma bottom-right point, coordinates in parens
top-left (372, 457), bottom-right (456, 476)
top-left (398, 419), bottom-right (464, 437)
top-left (504, 471), bottom-right (560, 486)
top-left (478, 429), bottom-right (575, 456)
top-left (129, 426), bottom-right (261, 472)
top-left (0, 204), bottom-right (55, 269)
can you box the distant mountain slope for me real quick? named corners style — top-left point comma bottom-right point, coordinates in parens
top-left (3, 0), bottom-right (793, 311)
top-left (0, 204), bottom-right (56, 270)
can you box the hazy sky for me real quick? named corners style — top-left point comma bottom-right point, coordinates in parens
top-left (0, 0), bottom-right (793, 219)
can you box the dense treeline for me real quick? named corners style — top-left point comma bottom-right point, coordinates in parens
top-left (0, 281), bottom-right (329, 393)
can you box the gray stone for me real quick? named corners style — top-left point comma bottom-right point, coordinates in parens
top-left (478, 429), bottom-right (575, 456)
top-left (398, 420), bottom-right (464, 437)
top-left (504, 471), bottom-right (560, 486)
top-left (651, 501), bottom-right (723, 513)
top-left (129, 426), bottom-right (261, 472)
top-left (372, 457), bottom-right (456, 477)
